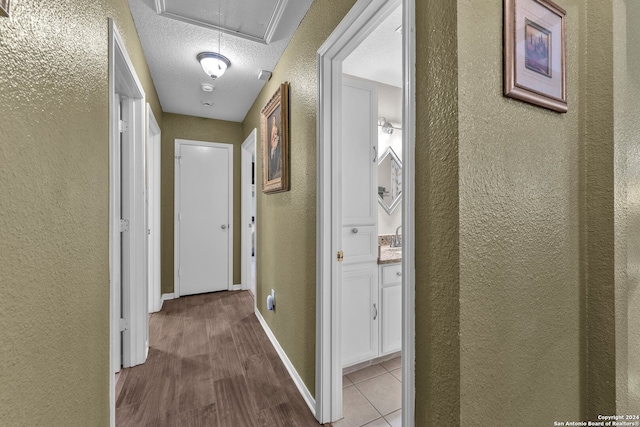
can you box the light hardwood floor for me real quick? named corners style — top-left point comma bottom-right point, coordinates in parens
top-left (116, 291), bottom-right (326, 427)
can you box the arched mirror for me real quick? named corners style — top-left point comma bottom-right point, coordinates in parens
top-left (377, 146), bottom-right (402, 214)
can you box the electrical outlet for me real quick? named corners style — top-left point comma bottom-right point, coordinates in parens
top-left (267, 289), bottom-right (276, 311)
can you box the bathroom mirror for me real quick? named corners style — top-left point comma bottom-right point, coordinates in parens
top-left (377, 147), bottom-right (402, 214)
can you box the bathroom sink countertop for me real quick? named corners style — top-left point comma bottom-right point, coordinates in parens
top-left (378, 246), bottom-right (402, 264)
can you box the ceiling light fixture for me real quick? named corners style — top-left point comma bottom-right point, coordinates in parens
top-left (197, 52), bottom-right (231, 80)
top-left (197, 0), bottom-right (230, 80)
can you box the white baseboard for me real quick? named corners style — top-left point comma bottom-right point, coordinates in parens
top-left (232, 284), bottom-right (242, 291)
top-left (160, 293), bottom-right (175, 309)
top-left (254, 308), bottom-right (316, 417)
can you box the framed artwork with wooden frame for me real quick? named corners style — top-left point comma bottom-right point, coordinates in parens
top-left (261, 82), bottom-right (290, 193)
top-left (0, 0), bottom-right (10, 17)
top-left (504, 0), bottom-right (567, 113)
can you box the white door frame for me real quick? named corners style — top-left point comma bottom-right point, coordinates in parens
top-left (147, 104), bottom-right (162, 313)
top-left (109, 19), bottom-right (149, 427)
top-left (174, 139), bottom-right (234, 297)
top-left (241, 129), bottom-right (257, 293)
top-left (315, 0), bottom-right (416, 424)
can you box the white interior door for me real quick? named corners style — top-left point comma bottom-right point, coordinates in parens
top-left (242, 129), bottom-right (257, 295)
top-left (176, 140), bottom-right (233, 296)
top-left (120, 96), bottom-right (132, 367)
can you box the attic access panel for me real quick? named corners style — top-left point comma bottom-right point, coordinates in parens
top-left (155, 0), bottom-right (287, 44)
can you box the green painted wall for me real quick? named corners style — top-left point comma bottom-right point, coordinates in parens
top-left (0, 0), bottom-right (161, 425)
top-left (581, 0), bottom-right (617, 419)
top-left (242, 0), bottom-right (358, 396)
top-left (413, 0), bottom-right (461, 424)
top-left (160, 113), bottom-right (243, 294)
top-left (457, 0), bottom-right (582, 423)
top-left (613, 0), bottom-right (640, 415)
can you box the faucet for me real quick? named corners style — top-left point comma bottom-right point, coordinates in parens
top-left (391, 225), bottom-right (402, 248)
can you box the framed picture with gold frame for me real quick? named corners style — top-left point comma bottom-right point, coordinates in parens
top-left (261, 82), bottom-right (290, 193)
top-left (0, 0), bottom-right (10, 17)
top-left (504, 0), bottom-right (567, 113)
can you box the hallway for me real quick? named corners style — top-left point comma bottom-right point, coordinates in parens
top-left (115, 291), bottom-right (324, 426)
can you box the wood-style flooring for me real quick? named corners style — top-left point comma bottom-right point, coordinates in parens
top-left (116, 291), bottom-right (327, 427)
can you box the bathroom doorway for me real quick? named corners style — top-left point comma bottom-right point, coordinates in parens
top-left (338, 10), bottom-right (404, 422)
top-left (315, 0), bottom-right (416, 425)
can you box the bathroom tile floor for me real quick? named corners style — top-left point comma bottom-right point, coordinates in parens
top-left (333, 357), bottom-right (402, 427)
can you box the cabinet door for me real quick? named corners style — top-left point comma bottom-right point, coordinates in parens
top-left (381, 285), bottom-right (402, 355)
top-left (342, 265), bottom-right (379, 367)
top-left (341, 76), bottom-right (377, 227)
top-left (342, 225), bottom-right (378, 265)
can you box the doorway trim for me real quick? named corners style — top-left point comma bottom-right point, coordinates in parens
top-left (173, 139), bottom-right (234, 297)
top-left (241, 129), bottom-right (257, 294)
top-left (109, 19), bottom-right (148, 427)
top-left (315, 0), bottom-right (416, 424)
top-left (147, 104), bottom-right (162, 313)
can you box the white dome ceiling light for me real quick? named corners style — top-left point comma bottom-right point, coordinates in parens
top-left (197, 52), bottom-right (231, 80)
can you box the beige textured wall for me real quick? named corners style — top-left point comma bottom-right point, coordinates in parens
top-left (0, 0), bottom-right (161, 425)
top-left (160, 113), bottom-right (243, 294)
top-left (614, 0), bottom-right (640, 415)
top-left (242, 0), bottom-right (357, 396)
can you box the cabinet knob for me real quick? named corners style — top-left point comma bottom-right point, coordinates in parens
top-left (396, 271), bottom-right (402, 276)
top-left (352, 228), bottom-right (358, 234)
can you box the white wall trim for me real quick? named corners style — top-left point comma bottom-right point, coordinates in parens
top-left (255, 308), bottom-right (316, 417)
top-left (174, 139), bottom-right (234, 297)
top-left (108, 21), bottom-right (119, 427)
top-left (232, 284), bottom-right (242, 291)
top-left (154, 0), bottom-right (287, 45)
top-left (147, 103), bottom-right (162, 314)
top-left (401, 0), bottom-right (416, 424)
top-left (161, 293), bottom-right (175, 303)
top-left (315, 0), bottom-right (415, 424)
top-left (109, 18), bottom-right (148, 427)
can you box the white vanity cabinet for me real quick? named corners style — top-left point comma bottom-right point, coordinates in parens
top-left (342, 264), bottom-right (379, 367)
top-left (341, 75), bottom-right (381, 368)
top-left (380, 263), bottom-right (402, 355)
top-left (342, 262), bottom-right (402, 368)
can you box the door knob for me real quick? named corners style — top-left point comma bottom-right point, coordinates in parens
top-left (221, 224), bottom-right (227, 229)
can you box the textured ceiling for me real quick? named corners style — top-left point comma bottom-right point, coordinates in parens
top-left (343, 5), bottom-right (403, 88)
top-left (128, 0), bottom-right (313, 122)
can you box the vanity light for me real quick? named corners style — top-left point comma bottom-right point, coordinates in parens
top-left (379, 117), bottom-right (395, 135)
top-left (197, 52), bottom-right (231, 80)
